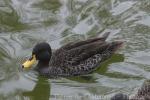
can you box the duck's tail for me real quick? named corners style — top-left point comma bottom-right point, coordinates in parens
top-left (109, 41), bottom-right (124, 53)
top-left (101, 32), bottom-right (110, 41)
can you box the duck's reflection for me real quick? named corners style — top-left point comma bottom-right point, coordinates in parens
top-left (22, 77), bottom-right (50, 100)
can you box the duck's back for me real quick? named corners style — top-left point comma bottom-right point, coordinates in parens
top-left (47, 33), bottom-right (123, 77)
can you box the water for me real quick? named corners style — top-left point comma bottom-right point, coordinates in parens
top-left (0, 0), bottom-right (150, 100)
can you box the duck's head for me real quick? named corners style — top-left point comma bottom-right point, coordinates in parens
top-left (22, 42), bottom-right (52, 69)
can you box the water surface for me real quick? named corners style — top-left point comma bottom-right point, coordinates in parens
top-left (0, 0), bottom-right (150, 100)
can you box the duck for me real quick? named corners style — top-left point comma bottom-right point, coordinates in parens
top-left (111, 80), bottom-right (150, 100)
top-left (22, 32), bottom-right (123, 77)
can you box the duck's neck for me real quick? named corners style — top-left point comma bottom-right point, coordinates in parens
top-left (37, 60), bottom-right (49, 69)
top-left (35, 61), bottom-right (50, 76)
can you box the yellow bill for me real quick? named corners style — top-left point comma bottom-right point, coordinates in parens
top-left (22, 55), bottom-right (36, 68)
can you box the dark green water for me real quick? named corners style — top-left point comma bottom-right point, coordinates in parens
top-left (0, 0), bottom-right (150, 100)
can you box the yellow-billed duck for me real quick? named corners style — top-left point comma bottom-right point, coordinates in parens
top-left (22, 32), bottom-right (123, 77)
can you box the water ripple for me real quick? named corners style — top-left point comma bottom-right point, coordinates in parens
top-left (0, 0), bottom-right (150, 99)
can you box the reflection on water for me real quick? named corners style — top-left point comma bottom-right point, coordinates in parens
top-left (0, 0), bottom-right (150, 100)
top-left (22, 77), bottom-right (50, 100)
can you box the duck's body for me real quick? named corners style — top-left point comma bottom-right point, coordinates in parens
top-left (22, 32), bottom-right (123, 77)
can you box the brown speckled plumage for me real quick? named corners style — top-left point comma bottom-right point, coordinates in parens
top-left (31, 32), bottom-right (123, 77)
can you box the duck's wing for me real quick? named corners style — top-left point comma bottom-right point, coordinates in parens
top-left (64, 42), bottom-right (108, 66)
top-left (49, 39), bottom-right (123, 76)
top-left (61, 32), bottom-right (110, 50)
